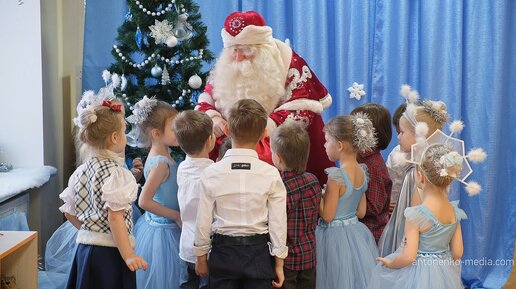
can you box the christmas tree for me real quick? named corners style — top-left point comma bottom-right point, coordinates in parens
top-left (107, 0), bottom-right (214, 111)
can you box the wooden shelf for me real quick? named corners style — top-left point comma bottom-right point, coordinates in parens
top-left (0, 231), bottom-right (38, 289)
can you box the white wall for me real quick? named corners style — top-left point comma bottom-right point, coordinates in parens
top-left (0, 0), bottom-right (44, 167)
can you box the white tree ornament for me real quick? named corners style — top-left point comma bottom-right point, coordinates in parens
top-left (149, 19), bottom-right (175, 44)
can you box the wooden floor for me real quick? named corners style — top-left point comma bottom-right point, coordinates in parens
top-left (504, 232), bottom-right (516, 289)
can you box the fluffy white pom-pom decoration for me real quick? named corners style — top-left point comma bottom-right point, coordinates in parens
top-left (467, 148), bottom-right (487, 163)
top-left (449, 120), bottom-right (464, 134)
top-left (465, 181), bottom-right (481, 196)
top-left (416, 136), bottom-right (426, 145)
top-left (121, 75), bottom-right (128, 91)
top-left (82, 90), bottom-right (95, 100)
top-left (111, 73), bottom-right (121, 88)
top-left (415, 122), bottom-right (429, 138)
top-left (400, 84), bottom-right (411, 98)
top-left (408, 90), bottom-right (420, 103)
top-left (102, 70), bottom-right (111, 84)
top-left (392, 151), bottom-right (408, 167)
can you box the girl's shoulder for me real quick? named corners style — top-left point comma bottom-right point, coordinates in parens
top-left (325, 167), bottom-right (348, 186)
top-left (325, 164), bottom-right (368, 188)
top-left (145, 155), bottom-right (176, 170)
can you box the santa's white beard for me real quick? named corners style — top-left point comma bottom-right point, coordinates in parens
top-left (210, 45), bottom-right (286, 116)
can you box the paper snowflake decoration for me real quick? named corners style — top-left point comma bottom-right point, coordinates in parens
top-left (348, 82), bottom-right (366, 100)
top-left (149, 19), bottom-right (174, 44)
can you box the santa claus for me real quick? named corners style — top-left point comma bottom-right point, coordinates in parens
top-left (196, 11), bottom-right (333, 185)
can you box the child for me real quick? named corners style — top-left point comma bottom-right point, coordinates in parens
top-left (386, 103), bottom-right (408, 215)
top-left (378, 85), bottom-right (450, 257)
top-left (174, 110), bottom-right (216, 289)
top-left (194, 99), bottom-right (288, 289)
top-left (270, 122), bottom-right (322, 289)
top-left (351, 103), bottom-right (393, 243)
top-left (368, 142), bottom-right (470, 289)
top-left (316, 113), bottom-right (379, 289)
top-left (127, 97), bottom-right (183, 289)
top-left (59, 101), bottom-right (147, 289)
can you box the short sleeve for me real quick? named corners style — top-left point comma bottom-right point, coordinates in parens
top-left (325, 167), bottom-right (346, 185)
top-left (102, 167), bottom-right (138, 211)
top-left (404, 206), bottom-right (434, 231)
top-left (59, 165), bottom-right (85, 215)
top-left (451, 200), bottom-right (468, 222)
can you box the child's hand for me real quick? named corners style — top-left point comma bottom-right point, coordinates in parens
top-left (125, 254), bottom-right (148, 271)
top-left (272, 265), bottom-right (285, 288)
top-left (131, 157), bottom-right (144, 182)
top-left (175, 218), bottom-right (183, 229)
top-left (195, 256), bottom-right (209, 277)
top-left (212, 115), bottom-right (227, 138)
top-left (376, 257), bottom-right (393, 268)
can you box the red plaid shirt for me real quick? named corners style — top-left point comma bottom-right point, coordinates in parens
top-left (281, 171), bottom-right (322, 271)
top-left (358, 150), bottom-right (392, 243)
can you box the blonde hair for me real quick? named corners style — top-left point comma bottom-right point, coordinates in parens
top-left (419, 144), bottom-right (454, 187)
top-left (227, 99), bottom-right (267, 144)
top-left (174, 110), bottom-right (213, 155)
top-left (270, 122), bottom-right (310, 173)
top-left (139, 101), bottom-right (178, 147)
top-left (77, 106), bottom-right (123, 149)
top-left (414, 104), bottom-right (447, 136)
top-left (323, 116), bottom-right (356, 150)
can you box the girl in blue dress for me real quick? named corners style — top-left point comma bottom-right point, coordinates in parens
top-left (368, 138), bottom-right (483, 289)
top-left (316, 113), bottom-right (379, 289)
top-left (127, 97), bottom-right (183, 289)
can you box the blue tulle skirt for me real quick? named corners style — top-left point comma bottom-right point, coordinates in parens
top-left (38, 221), bottom-right (78, 289)
top-left (367, 249), bottom-right (464, 289)
top-left (316, 217), bottom-right (378, 289)
top-left (134, 213), bottom-right (184, 289)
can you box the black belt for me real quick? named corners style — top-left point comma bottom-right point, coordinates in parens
top-left (212, 233), bottom-right (269, 246)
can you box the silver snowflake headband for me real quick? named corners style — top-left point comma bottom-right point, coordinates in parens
top-left (400, 84), bottom-right (450, 130)
top-left (75, 70), bottom-right (122, 127)
top-left (351, 112), bottom-right (377, 153)
top-left (126, 96), bottom-right (158, 148)
top-left (392, 124), bottom-right (486, 196)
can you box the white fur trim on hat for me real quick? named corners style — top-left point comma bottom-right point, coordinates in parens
top-left (221, 26), bottom-right (273, 48)
top-left (275, 99), bottom-right (324, 114)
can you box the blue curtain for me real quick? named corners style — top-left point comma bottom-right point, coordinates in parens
top-left (83, 1), bottom-right (516, 288)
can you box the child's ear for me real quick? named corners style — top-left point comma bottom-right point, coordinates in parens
top-left (260, 130), bottom-right (267, 141)
top-left (151, 128), bottom-right (160, 139)
top-left (223, 123), bottom-right (230, 136)
top-left (110, 131), bottom-right (119, 145)
top-left (416, 170), bottom-right (425, 184)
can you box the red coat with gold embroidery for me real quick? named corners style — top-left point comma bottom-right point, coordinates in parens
top-left (196, 44), bottom-right (333, 185)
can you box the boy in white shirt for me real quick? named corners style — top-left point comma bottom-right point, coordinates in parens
top-left (174, 110), bottom-right (216, 289)
top-left (194, 99), bottom-right (288, 289)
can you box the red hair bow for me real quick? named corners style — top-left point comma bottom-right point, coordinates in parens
top-left (102, 100), bottom-right (122, 112)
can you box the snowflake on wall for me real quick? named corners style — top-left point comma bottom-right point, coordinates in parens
top-left (149, 19), bottom-right (174, 44)
top-left (348, 82), bottom-right (366, 100)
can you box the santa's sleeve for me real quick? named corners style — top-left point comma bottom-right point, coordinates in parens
top-left (269, 50), bottom-right (332, 128)
top-left (195, 82), bottom-right (223, 119)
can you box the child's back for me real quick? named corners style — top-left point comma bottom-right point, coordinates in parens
top-left (368, 200), bottom-right (466, 289)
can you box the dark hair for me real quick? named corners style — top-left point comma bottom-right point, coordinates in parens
top-left (270, 122), bottom-right (310, 173)
top-left (351, 103), bottom-right (392, 150)
top-left (218, 137), bottom-right (232, 160)
top-left (393, 103), bottom-right (407, 133)
top-left (174, 110), bottom-right (213, 155)
top-left (227, 99), bottom-right (267, 144)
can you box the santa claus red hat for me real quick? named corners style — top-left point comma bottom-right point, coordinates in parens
top-left (221, 11), bottom-right (273, 48)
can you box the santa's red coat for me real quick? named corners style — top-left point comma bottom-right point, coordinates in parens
top-left (196, 42), bottom-right (333, 185)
